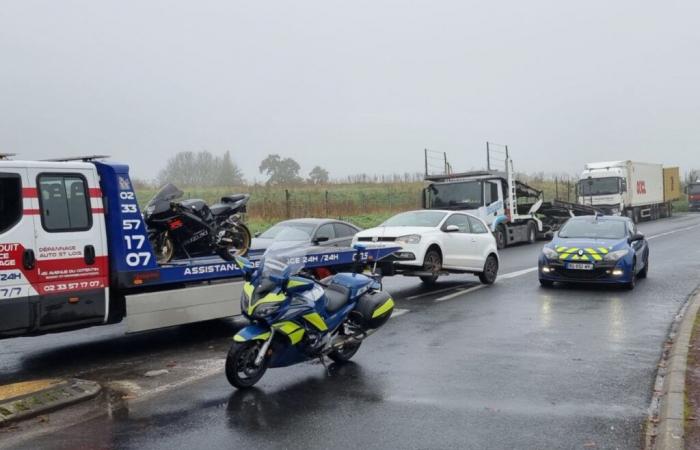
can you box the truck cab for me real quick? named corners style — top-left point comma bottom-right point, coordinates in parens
top-left (689, 183), bottom-right (700, 211)
top-left (577, 165), bottom-right (627, 215)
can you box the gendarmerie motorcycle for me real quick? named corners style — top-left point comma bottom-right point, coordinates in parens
top-left (226, 244), bottom-right (398, 389)
top-left (144, 183), bottom-right (252, 263)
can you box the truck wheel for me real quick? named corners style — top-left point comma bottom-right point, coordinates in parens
top-left (632, 208), bottom-right (640, 224)
top-left (420, 249), bottom-right (442, 285)
top-left (225, 341), bottom-right (268, 389)
top-left (494, 225), bottom-right (507, 249)
top-left (478, 255), bottom-right (498, 285)
top-left (527, 222), bottom-right (537, 244)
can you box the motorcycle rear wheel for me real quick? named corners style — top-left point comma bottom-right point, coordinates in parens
top-left (226, 341), bottom-right (268, 389)
top-left (218, 223), bottom-right (251, 260)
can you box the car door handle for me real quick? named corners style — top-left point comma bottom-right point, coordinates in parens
top-left (84, 245), bottom-right (96, 265)
top-left (23, 249), bottom-right (36, 270)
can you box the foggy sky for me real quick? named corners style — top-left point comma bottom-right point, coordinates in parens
top-left (1, 1), bottom-right (699, 182)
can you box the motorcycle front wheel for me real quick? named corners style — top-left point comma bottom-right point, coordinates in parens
top-left (218, 222), bottom-right (252, 260)
top-left (150, 232), bottom-right (175, 264)
top-left (226, 341), bottom-right (268, 389)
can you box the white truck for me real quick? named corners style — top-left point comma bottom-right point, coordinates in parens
top-left (423, 147), bottom-right (598, 249)
top-left (577, 161), bottom-right (681, 223)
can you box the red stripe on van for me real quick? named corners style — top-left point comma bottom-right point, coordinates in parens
top-left (22, 188), bottom-right (38, 198)
top-left (24, 209), bottom-right (40, 215)
top-left (89, 188), bottom-right (102, 198)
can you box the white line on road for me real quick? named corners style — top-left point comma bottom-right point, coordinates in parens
top-left (405, 284), bottom-right (472, 300)
top-left (498, 267), bottom-right (538, 279)
top-left (647, 224), bottom-right (700, 240)
top-left (392, 308), bottom-right (410, 318)
top-left (434, 285), bottom-right (486, 302)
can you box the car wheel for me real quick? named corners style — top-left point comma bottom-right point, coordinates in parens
top-left (478, 255), bottom-right (498, 284)
top-left (495, 225), bottom-right (507, 250)
top-left (420, 249), bottom-right (442, 285)
top-left (539, 279), bottom-right (554, 288)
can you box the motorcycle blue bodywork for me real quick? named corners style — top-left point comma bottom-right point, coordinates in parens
top-left (226, 245), bottom-right (399, 387)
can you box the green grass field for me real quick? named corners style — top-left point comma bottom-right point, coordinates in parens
top-left (135, 183), bottom-right (694, 234)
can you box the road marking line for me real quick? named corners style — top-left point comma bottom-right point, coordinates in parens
top-left (434, 285), bottom-right (485, 302)
top-left (405, 284), bottom-right (471, 300)
top-left (392, 308), bottom-right (410, 318)
top-left (647, 224), bottom-right (700, 240)
top-left (499, 267), bottom-right (538, 279)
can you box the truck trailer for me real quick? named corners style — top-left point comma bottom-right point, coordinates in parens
top-left (577, 161), bottom-right (681, 222)
top-left (0, 156), bottom-right (395, 339)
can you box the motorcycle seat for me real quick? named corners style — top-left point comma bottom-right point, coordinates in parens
top-left (210, 203), bottom-right (235, 216)
top-left (221, 194), bottom-right (248, 204)
top-left (324, 283), bottom-right (352, 313)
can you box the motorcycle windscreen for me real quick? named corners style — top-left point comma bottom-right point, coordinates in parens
top-left (145, 183), bottom-right (184, 215)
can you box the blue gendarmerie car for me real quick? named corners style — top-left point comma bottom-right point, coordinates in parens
top-left (538, 215), bottom-right (649, 289)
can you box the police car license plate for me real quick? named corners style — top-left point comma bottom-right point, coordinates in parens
top-left (566, 263), bottom-right (593, 270)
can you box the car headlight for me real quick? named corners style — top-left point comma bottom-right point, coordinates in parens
top-left (396, 234), bottom-right (421, 244)
top-left (604, 249), bottom-right (629, 262)
top-left (542, 247), bottom-right (558, 260)
top-left (253, 303), bottom-right (281, 319)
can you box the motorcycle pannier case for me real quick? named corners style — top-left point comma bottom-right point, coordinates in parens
top-left (352, 290), bottom-right (394, 329)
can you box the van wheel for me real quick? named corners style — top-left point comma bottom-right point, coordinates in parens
top-left (420, 249), bottom-right (442, 285)
top-left (494, 225), bottom-right (507, 249)
top-left (478, 255), bottom-right (498, 284)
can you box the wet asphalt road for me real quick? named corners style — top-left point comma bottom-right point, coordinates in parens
top-left (3, 214), bottom-right (700, 449)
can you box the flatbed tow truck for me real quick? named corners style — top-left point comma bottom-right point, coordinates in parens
top-left (0, 155), bottom-right (395, 339)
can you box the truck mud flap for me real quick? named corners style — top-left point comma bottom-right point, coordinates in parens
top-left (125, 281), bottom-right (243, 333)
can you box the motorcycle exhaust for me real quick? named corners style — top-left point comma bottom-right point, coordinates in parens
top-left (329, 328), bottom-right (378, 351)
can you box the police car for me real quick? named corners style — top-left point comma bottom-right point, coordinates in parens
top-left (538, 215), bottom-right (649, 289)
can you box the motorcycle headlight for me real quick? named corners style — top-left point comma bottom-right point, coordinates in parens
top-left (396, 234), bottom-right (421, 244)
top-left (542, 247), bottom-right (559, 260)
top-left (253, 303), bottom-right (281, 319)
top-left (241, 290), bottom-right (251, 313)
top-left (604, 249), bottom-right (629, 262)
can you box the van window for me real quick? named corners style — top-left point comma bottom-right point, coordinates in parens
top-left (0, 173), bottom-right (22, 234)
top-left (38, 174), bottom-right (92, 232)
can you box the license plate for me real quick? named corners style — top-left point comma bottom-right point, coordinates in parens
top-left (566, 263), bottom-right (594, 271)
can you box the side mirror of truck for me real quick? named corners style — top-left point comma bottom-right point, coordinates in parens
top-left (620, 179), bottom-right (627, 193)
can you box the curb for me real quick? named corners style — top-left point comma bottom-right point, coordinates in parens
top-left (648, 288), bottom-right (700, 450)
top-left (0, 379), bottom-right (101, 426)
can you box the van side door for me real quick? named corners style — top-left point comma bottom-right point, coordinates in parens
top-left (0, 168), bottom-right (36, 336)
top-left (29, 166), bottom-right (109, 331)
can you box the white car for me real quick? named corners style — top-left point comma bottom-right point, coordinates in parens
top-left (353, 210), bottom-right (499, 285)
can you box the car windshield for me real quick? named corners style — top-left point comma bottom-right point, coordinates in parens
top-left (558, 219), bottom-right (627, 240)
top-left (382, 211), bottom-right (447, 227)
top-left (428, 181), bottom-right (483, 209)
top-left (258, 223), bottom-right (316, 241)
top-left (579, 177), bottom-right (620, 196)
top-left (689, 184), bottom-right (700, 195)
